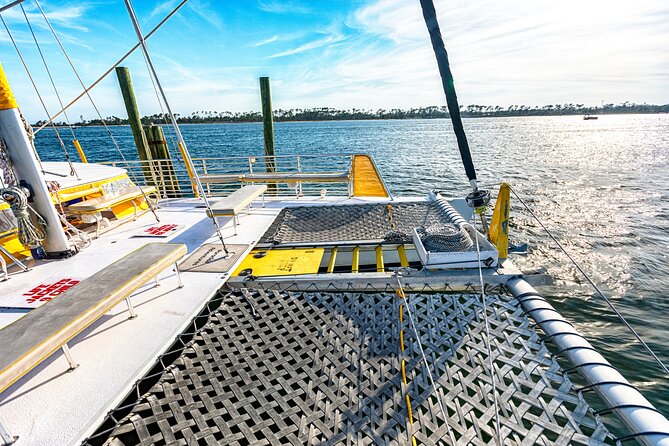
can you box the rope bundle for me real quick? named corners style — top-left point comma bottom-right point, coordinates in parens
top-left (1, 186), bottom-right (46, 248)
top-left (417, 223), bottom-right (473, 252)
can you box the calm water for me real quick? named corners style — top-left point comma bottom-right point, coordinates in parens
top-left (35, 115), bottom-right (669, 415)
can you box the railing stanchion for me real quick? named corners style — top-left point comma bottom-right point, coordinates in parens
top-left (202, 159), bottom-right (211, 197)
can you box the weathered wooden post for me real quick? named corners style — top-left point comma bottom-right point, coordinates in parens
top-left (259, 77), bottom-right (276, 194)
top-left (115, 67), bottom-right (150, 160)
top-left (259, 77), bottom-right (276, 172)
top-left (144, 124), bottom-right (181, 197)
top-left (115, 67), bottom-right (155, 185)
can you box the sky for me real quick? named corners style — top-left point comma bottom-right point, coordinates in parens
top-left (0, 0), bottom-right (667, 122)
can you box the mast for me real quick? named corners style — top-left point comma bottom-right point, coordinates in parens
top-left (419, 0), bottom-right (479, 191)
top-left (0, 64), bottom-right (71, 257)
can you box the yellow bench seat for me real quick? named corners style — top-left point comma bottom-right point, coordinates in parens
top-left (66, 185), bottom-right (157, 213)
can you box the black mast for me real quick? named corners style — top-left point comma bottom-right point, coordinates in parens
top-left (419, 0), bottom-right (479, 191)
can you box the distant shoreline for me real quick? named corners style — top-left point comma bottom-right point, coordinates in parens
top-left (35, 104), bottom-right (668, 127)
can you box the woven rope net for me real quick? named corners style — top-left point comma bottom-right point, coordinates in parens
top-left (87, 289), bottom-right (612, 445)
top-left (259, 201), bottom-right (457, 245)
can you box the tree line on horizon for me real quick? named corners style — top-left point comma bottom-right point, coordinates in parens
top-left (35, 102), bottom-right (669, 127)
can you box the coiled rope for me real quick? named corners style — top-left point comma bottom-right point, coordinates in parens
top-left (417, 223), bottom-right (473, 252)
top-left (1, 186), bottom-right (46, 249)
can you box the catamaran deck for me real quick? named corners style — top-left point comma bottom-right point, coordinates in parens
top-left (0, 195), bottom-right (396, 445)
top-left (1, 194), bottom-right (668, 445)
top-left (1, 194), bottom-right (470, 446)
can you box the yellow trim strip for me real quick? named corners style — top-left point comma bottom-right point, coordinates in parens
top-left (351, 246), bottom-right (359, 273)
top-left (0, 64), bottom-right (18, 110)
top-left (327, 246), bottom-right (338, 274)
top-left (397, 288), bottom-right (418, 444)
top-left (73, 139), bottom-right (87, 163)
top-left (397, 244), bottom-right (409, 267)
top-left (178, 142), bottom-right (199, 198)
top-left (401, 358), bottom-right (407, 384)
top-left (375, 245), bottom-right (384, 272)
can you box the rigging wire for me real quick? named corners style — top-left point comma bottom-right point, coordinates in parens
top-left (472, 217), bottom-right (503, 445)
top-left (20, 4), bottom-right (79, 179)
top-left (141, 54), bottom-right (180, 159)
top-left (395, 271), bottom-right (457, 446)
top-left (509, 186), bottom-right (669, 376)
top-left (0, 15), bottom-right (63, 175)
top-left (123, 0), bottom-right (229, 254)
top-left (32, 0), bottom-right (189, 134)
top-left (33, 0), bottom-right (160, 223)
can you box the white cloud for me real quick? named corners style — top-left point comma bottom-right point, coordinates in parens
top-left (345, 0), bottom-right (669, 106)
top-left (256, 0), bottom-right (312, 15)
top-left (269, 32), bottom-right (345, 58)
top-left (254, 35), bottom-right (278, 47)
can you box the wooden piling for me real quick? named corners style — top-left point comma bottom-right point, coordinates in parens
top-left (115, 67), bottom-right (151, 162)
top-left (259, 77), bottom-right (276, 172)
top-left (144, 124), bottom-right (181, 197)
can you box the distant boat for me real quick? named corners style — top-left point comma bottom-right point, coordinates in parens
top-left (583, 114), bottom-right (598, 120)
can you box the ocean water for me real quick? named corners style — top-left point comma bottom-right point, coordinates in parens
top-left (34, 115), bottom-right (669, 415)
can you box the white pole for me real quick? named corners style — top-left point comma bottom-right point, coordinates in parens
top-left (0, 64), bottom-right (70, 257)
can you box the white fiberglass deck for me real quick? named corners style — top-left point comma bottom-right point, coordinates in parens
top-left (0, 194), bottom-right (396, 446)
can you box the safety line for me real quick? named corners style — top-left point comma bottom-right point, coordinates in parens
top-left (123, 0), bottom-right (229, 254)
top-left (509, 186), bottom-right (669, 376)
top-left (472, 215), bottom-right (503, 445)
top-left (396, 271), bottom-right (457, 446)
top-left (32, 0), bottom-right (188, 134)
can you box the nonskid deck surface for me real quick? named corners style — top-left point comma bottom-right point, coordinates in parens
top-left (87, 289), bottom-right (611, 445)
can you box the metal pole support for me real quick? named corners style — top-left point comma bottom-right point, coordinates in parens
top-left (0, 419), bottom-right (17, 446)
top-left (125, 297), bottom-right (137, 319)
top-left (174, 262), bottom-right (183, 288)
top-left (61, 343), bottom-right (79, 371)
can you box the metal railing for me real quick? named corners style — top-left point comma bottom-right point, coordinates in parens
top-left (103, 154), bottom-right (355, 199)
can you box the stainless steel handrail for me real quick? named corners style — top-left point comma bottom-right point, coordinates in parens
top-left (102, 153), bottom-right (379, 199)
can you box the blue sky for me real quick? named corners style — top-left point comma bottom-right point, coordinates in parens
top-left (0, 0), bottom-right (668, 122)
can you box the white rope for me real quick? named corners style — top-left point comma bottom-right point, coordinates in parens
top-left (59, 213), bottom-right (91, 251)
top-left (395, 271), bottom-right (457, 446)
top-left (472, 215), bottom-right (503, 445)
top-left (1, 186), bottom-right (46, 248)
top-left (509, 185), bottom-right (669, 376)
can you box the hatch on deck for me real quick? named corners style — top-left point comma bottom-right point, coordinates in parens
top-left (233, 248), bottom-right (324, 277)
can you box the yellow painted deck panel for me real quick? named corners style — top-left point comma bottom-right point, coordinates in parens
top-left (0, 231), bottom-right (30, 262)
top-left (233, 248), bottom-right (324, 277)
top-left (352, 154), bottom-right (388, 197)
